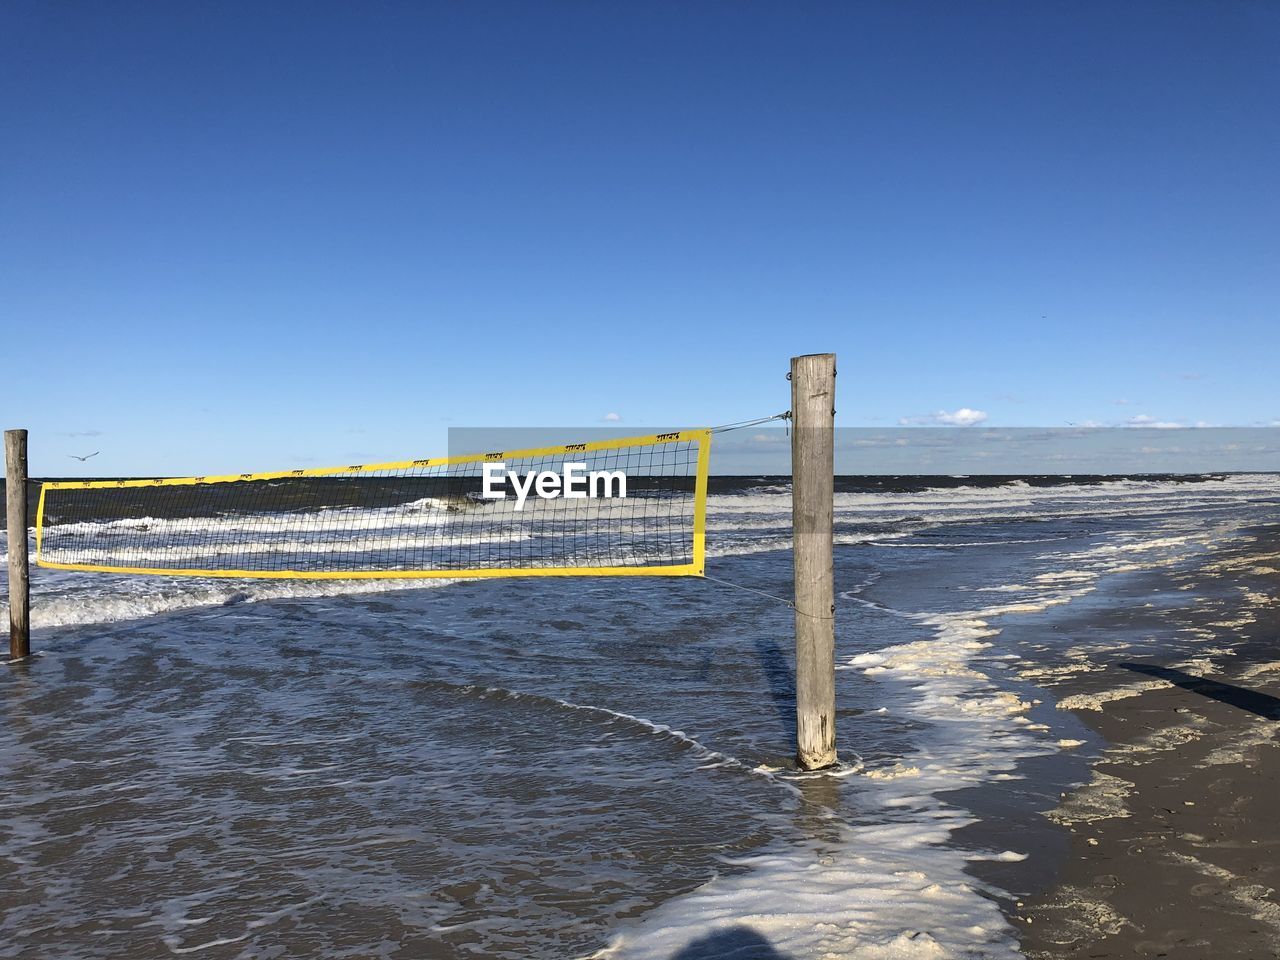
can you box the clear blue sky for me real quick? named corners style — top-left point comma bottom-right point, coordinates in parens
top-left (3, 1), bottom-right (1276, 476)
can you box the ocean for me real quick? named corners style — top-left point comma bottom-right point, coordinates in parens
top-left (3, 473), bottom-right (1279, 959)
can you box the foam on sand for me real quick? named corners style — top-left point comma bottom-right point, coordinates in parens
top-left (1046, 770), bottom-right (1134, 826)
top-left (591, 825), bottom-right (1025, 960)
top-left (1166, 852), bottom-right (1280, 936)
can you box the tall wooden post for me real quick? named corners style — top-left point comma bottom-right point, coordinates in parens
top-left (6, 429), bottom-right (30, 661)
top-left (791, 354), bottom-right (836, 769)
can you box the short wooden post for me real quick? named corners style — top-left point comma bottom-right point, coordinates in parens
top-left (791, 354), bottom-right (836, 769)
top-left (6, 429), bottom-right (30, 661)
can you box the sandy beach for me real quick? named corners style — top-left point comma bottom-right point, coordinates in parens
top-left (1011, 524), bottom-right (1280, 958)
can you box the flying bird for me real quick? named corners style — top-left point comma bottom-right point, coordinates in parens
top-left (69, 452), bottom-right (100, 462)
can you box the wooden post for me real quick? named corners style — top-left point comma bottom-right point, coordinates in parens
top-left (6, 429), bottom-right (30, 661)
top-left (791, 354), bottom-right (836, 769)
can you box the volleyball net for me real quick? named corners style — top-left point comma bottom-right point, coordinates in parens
top-left (35, 430), bottom-right (710, 579)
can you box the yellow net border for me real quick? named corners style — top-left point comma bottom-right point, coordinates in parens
top-left (36, 429), bottom-right (711, 580)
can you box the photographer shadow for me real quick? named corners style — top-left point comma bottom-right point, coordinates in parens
top-left (671, 926), bottom-right (793, 959)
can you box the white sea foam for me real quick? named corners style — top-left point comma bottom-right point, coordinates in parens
top-left (592, 827), bottom-right (1023, 960)
top-left (1, 564), bottom-right (458, 630)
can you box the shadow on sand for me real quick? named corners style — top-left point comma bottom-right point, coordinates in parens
top-left (670, 925), bottom-right (794, 959)
top-left (1119, 662), bottom-right (1280, 720)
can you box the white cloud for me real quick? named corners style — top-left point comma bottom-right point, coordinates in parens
top-left (938, 408), bottom-right (988, 426)
top-left (602, 412), bottom-right (622, 422)
top-left (899, 408), bottom-right (988, 427)
top-left (1126, 414), bottom-right (1185, 429)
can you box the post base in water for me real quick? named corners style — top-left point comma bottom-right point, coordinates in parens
top-left (796, 750), bottom-right (839, 771)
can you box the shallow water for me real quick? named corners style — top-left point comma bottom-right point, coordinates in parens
top-left (3, 475), bottom-right (1279, 958)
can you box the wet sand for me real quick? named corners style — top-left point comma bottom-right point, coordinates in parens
top-left (1013, 525), bottom-right (1280, 958)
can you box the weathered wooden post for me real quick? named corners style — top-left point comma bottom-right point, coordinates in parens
top-left (791, 354), bottom-right (836, 769)
top-left (6, 429), bottom-right (31, 661)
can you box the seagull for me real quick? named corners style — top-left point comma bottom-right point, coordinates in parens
top-left (69, 452), bottom-right (100, 462)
